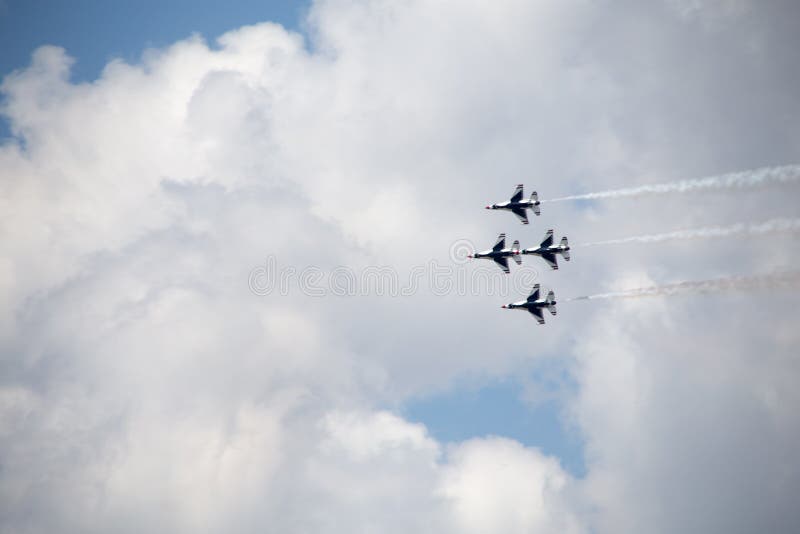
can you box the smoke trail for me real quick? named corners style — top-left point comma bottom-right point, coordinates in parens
top-left (544, 164), bottom-right (800, 202)
top-left (566, 271), bottom-right (800, 302)
top-left (578, 217), bottom-right (800, 247)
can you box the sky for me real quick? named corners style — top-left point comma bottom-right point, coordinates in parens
top-left (1, 1), bottom-right (799, 533)
top-left (0, 1), bottom-right (310, 81)
top-left (0, 0), bottom-right (309, 137)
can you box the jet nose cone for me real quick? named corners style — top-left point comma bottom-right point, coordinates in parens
top-left (501, 305), bottom-right (507, 308)
top-left (485, 205), bottom-right (491, 209)
top-left (467, 254), bottom-right (473, 258)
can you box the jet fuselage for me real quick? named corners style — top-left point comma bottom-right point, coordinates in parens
top-left (488, 199), bottom-right (537, 211)
top-left (473, 248), bottom-right (518, 260)
top-left (504, 298), bottom-right (555, 311)
top-left (522, 243), bottom-right (569, 257)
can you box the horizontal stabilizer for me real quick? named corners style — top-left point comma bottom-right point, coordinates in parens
top-left (532, 203), bottom-right (541, 216)
top-left (530, 191), bottom-right (538, 202)
top-left (562, 249), bottom-right (571, 261)
top-left (512, 254), bottom-right (522, 265)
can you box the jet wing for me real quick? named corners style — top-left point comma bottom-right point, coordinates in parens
top-left (528, 307), bottom-right (545, 324)
top-left (541, 252), bottom-right (559, 270)
top-left (511, 207), bottom-right (529, 225)
top-left (492, 233), bottom-right (506, 251)
top-left (493, 256), bottom-right (510, 273)
top-left (510, 184), bottom-right (524, 203)
top-left (527, 283), bottom-right (541, 302)
top-left (540, 229), bottom-right (554, 248)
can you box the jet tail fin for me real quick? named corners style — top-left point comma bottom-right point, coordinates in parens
top-left (531, 191), bottom-right (541, 215)
top-left (546, 291), bottom-right (557, 315)
top-left (511, 239), bottom-right (522, 265)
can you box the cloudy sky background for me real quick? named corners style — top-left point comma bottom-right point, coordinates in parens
top-left (2, 0), bottom-right (799, 532)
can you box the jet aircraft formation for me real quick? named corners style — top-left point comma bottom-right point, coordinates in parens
top-left (470, 184), bottom-right (570, 324)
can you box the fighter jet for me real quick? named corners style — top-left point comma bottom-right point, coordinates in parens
top-left (468, 233), bottom-right (521, 273)
top-left (522, 229), bottom-right (570, 270)
top-left (501, 284), bottom-right (556, 324)
top-left (486, 184), bottom-right (540, 224)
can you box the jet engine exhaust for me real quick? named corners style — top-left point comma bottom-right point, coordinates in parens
top-left (542, 164), bottom-right (800, 203)
top-left (566, 271), bottom-right (800, 302)
top-left (577, 217), bottom-right (800, 247)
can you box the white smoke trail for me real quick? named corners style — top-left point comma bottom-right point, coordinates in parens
top-left (544, 164), bottom-right (800, 202)
top-left (567, 271), bottom-right (800, 302)
top-left (578, 217), bottom-right (800, 247)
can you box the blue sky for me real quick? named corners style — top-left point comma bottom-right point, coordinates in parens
top-left (404, 377), bottom-right (585, 476)
top-left (0, 0), bottom-right (309, 137)
top-left (0, 0), bottom-right (310, 82)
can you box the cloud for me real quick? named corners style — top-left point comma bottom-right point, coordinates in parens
top-left (1, 0), bottom-right (800, 532)
top-left (572, 286), bottom-right (800, 533)
top-left (438, 437), bottom-right (582, 534)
